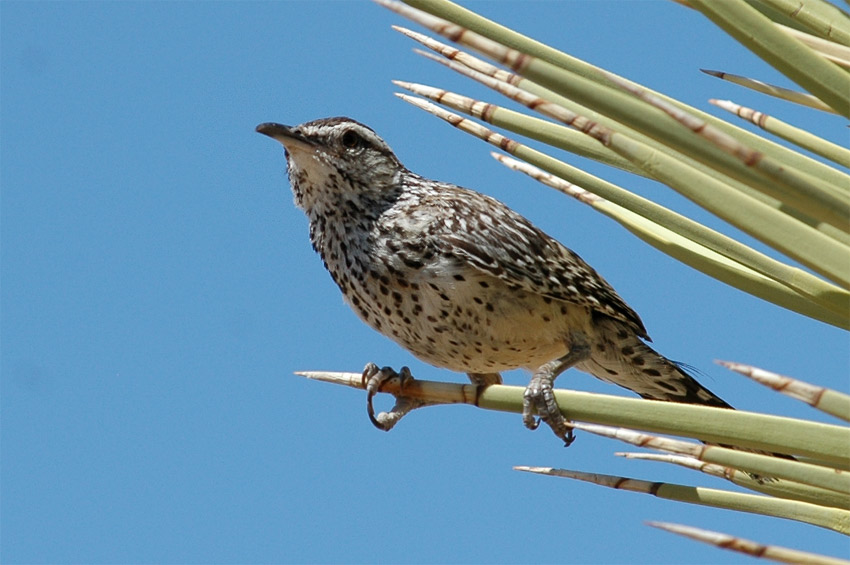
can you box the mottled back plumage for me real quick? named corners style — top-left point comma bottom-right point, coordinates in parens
top-left (257, 116), bottom-right (733, 441)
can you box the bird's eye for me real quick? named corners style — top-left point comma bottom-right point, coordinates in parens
top-left (341, 130), bottom-right (362, 149)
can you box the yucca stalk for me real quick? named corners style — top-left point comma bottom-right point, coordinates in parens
top-left (299, 0), bottom-right (849, 561)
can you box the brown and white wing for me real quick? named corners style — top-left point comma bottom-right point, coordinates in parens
top-left (416, 183), bottom-right (649, 340)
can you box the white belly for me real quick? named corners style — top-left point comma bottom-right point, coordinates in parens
top-left (346, 265), bottom-right (586, 373)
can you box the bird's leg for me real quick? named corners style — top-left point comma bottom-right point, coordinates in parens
top-left (361, 363), bottom-right (435, 432)
top-left (523, 340), bottom-right (591, 446)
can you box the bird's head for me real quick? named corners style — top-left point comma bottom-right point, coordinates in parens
top-left (257, 117), bottom-right (405, 213)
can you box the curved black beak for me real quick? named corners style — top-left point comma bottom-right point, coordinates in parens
top-left (256, 122), bottom-right (314, 146)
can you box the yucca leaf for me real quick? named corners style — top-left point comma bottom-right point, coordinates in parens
top-left (618, 452), bottom-right (849, 509)
top-left (689, 0), bottom-right (850, 116)
top-left (514, 466), bottom-right (850, 533)
top-left (648, 521), bottom-right (850, 564)
top-left (572, 422), bottom-right (850, 495)
top-left (755, 0), bottom-right (850, 45)
top-left (396, 0), bottom-right (849, 187)
top-left (719, 361), bottom-right (850, 422)
top-left (710, 99), bottom-right (850, 167)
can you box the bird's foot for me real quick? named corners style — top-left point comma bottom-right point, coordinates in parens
top-left (522, 373), bottom-right (575, 446)
top-left (361, 363), bottom-right (429, 432)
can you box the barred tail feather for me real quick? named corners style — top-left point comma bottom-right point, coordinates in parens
top-left (578, 317), bottom-right (733, 409)
top-left (637, 361), bottom-right (733, 409)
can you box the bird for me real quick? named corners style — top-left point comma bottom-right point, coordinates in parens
top-left (256, 116), bottom-right (734, 444)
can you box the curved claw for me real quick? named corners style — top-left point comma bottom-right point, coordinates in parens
top-left (362, 362), bottom-right (383, 427)
top-left (523, 415), bottom-right (541, 431)
top-left (361, 362), bottom-right (379, 390)
top-left (522, 391), bottom-right (541, 431)
top-left (523, 374), bottom-right (576, 447)
top-left (362, 364), bottom-right (415, 431)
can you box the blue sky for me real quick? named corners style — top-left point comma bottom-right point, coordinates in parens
top-left (2, 1), bottom-right (847, 563)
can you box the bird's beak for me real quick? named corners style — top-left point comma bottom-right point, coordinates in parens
top-left (255, 122), bottom-right (315, 150)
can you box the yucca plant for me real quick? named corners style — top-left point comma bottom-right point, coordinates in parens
top-left (297, 0), bottom-right (850, 561)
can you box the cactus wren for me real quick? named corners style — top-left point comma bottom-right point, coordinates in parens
top-left (257, 116), bottom-right (732, 443)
